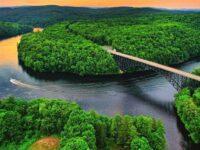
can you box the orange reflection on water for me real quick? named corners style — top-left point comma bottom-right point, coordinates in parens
top-left (0, 36), bottom-right (21, 69)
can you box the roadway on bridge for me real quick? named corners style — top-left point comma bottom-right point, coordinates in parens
top-left (102, 46), bottom-right (200, 82)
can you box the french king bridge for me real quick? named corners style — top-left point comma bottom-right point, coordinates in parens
top-left (103, 46), bottom-right (200, 91)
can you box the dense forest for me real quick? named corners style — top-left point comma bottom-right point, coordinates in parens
top-left (18, 23), bottom-right (119, 75)
top-left (0, 97), bottom-right (166, 150)
top-left (0, 22), bottom-right (32, 40)
top-left (69, 15), bottom-right (200, 66)
top-left (18, 13), bottom-right (200, 75)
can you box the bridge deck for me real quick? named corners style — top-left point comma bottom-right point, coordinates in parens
top-left (103, 46), bottom-right (200, 81)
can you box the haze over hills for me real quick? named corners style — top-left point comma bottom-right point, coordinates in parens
top-left (0, 5), bottom-right (195, 27)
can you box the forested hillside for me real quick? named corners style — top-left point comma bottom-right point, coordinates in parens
top-left (0, 5), bottom-right (199, 27)
top-left (0, 22), bottom-right (32, 40)
top-left (0, 6), bottom-right (170, 27)
top-left (0, 97), bottom-right (166, 150)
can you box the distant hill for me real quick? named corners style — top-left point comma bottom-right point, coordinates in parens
top-left (0, 5), bottom-right (199, 27)
top-left (0, 21), bottom-right (32, 40)
top-left (0, 5), bottom-right (164, 27)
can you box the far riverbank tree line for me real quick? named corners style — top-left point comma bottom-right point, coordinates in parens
top-left (0, 22), bottom-right (32, 40)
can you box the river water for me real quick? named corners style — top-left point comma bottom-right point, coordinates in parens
top-left (0, 36), bottom-right (200, 150)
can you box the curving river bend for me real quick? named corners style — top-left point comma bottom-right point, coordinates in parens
top-left (0, 35), bottom-right (200, 150)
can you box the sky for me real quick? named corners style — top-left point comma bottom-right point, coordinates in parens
top-left (0, 0), bottom-right (200, 9)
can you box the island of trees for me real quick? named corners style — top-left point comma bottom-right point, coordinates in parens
top-left (0, 97), bottom-right (166, 150)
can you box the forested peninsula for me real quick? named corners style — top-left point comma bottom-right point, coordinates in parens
top-left (0, 97), bottom-right (166, 150)
top-left (18, 13), bottom-right (200, 76)
top-left (18, 23), bottom-right (119, 76)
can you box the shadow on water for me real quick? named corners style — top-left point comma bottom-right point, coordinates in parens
top-left (19, 57), bottom-right (179, 114)
top-left (19, 60), bottom-right (176, 115)
top-left (19, 59), bottom-right (156, 82)
top-left (116, 76), bottom-right (176, 115)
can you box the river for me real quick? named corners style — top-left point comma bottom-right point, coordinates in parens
top-left (0, 35), bottom-right (200, 150)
